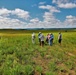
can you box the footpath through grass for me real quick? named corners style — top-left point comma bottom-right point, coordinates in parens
top-left (0, 32), bottom-right (76, 75)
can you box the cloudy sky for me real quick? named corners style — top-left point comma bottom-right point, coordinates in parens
top-left (0, 0), bottom-right (76, 29)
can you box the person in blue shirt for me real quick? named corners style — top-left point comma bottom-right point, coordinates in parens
top-left (49, 33), bottom-right (53, 46)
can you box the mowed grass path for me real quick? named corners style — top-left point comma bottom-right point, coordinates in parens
top-left (0, 32), bottom-right (76, 75)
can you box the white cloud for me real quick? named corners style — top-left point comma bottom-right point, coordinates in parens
top-left (0, 14), bottom-right (76, 29)
top-left (25, 11), bottom-right (63, 28)
top-left (43, 11), bottom-right (62, 28)
top-left (30, 18), bottom-right (40, 23)
top-left (0, 7), bottom-right (76, 29)
top-left (0, 16), bottom-right (26, 29)
top-left (64, 15), bottom-right (76, 26)
top-left (0, 8), bottom-right (30, 20)
top-left (43, 12), bottom-right (55, 21)
top-left (39, 2), bottom-right (46, 5)
top-left (0, 8), bottom-right (30, 29)
top-left (52, 0), bottom-right (56, 3)
top-left (58, 3), bottom-right (76, 8)
top-left (39, 5), bottom-right (60, 13)
top-left (52, 0), bottom-right (69, 4)
top-left (0, 8), bottom-right (11, 17)
top-left (52, 0), bottom-right (76, 8)
top-left (38, 5), bottom-right (63, 28)
top-left (66, 15), bottom-right (74, 19)
top-left (12, 8), bottom-right (30, 20)
top-left (26, 10), bottom-right (76, 28)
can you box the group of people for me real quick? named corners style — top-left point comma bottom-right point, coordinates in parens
top-left (32, 32), bottom-right (62, 46)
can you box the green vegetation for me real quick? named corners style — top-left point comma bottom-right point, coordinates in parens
top-left (0, 30), bottom-right (76, 75)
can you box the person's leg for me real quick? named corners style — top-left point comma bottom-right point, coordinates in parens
top-left (49, 39), bottom-right (51, 46)
top-left (46, 38), bottom-right (48, 43)
top-left (40, 40), bottom-right (41, 46)
top-left (33, 39), bottom-right (35, 44)
top-left (60, 39), bottom-right (61, 45)
top-left (32, 39), bottom-right (35, 44)
top-left (39, 38), bottom-right (41, 45)
top-left (50, 40), bottom-right (52, 46)
top-left (59, 39), bottom-right (61, 45)
top-left (49, 39), bottom-right (50, 45)
top-left (41, 41), bottom-right (42, 46)
top-left (51, 40), bottom-right (53, 46)
top-left (52, 39), bottom-right (53, 44)
top-left (42, 41), bottom-right (44, 46)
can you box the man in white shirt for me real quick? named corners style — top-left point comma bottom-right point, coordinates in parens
top-left (40, 34), bottom-right (45, 46)
top-left (32, 32), bottom-right (35, 44)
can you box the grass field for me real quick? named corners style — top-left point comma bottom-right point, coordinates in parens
top-left (0, 30), bottom-right (76, 75)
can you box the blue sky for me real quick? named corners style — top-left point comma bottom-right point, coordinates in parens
top-left (0, 0), bottom-right (76, 29)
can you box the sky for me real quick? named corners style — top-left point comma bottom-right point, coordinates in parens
top-left (0, 0), bottom-right (76, 29)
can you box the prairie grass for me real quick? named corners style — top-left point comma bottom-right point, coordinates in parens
top-left (0, 31), bottom-right (76, 75)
